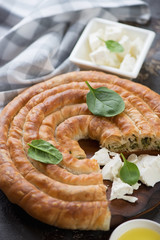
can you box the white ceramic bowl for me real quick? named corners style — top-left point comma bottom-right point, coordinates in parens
top-left (69, 18), bottom-right (155, 79)
top-left (109, 219), bottom-right (160, 240)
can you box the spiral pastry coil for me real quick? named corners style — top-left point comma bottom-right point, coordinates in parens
top-left (0, 71), bottom-right (160, 230)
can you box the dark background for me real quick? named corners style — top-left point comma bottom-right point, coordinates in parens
top-left (0, 0), bottom-right (160, 239)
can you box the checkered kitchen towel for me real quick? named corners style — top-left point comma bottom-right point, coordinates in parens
top-left (0, 0), bottom-right (150, 111)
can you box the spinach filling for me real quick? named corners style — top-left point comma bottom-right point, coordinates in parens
top-left (141, 137), bottom-right (151, 148)
top-left (155, 141), bottom-right (160, 150)
top-left (128, 135), bottom-right (138, 150)
top-left (130, 143), bottom-right (138, 150)
top-left (108, 143), bottom-right (127, 152)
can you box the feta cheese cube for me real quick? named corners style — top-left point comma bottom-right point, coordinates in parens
top-left (90, 46), bottom-right (120, 67)
top-left (130, 37), bottom-right (143, 58)
top-left (89, 46), bottom-right (107, 65)
top-left (88, 29), bottom-right (104, 51)
top-left (104, 26), bottom-right (123, 41)
top-left (120, 53), bottom-right (136, 72)
top-left (118, 35), bottom-right (130, 59)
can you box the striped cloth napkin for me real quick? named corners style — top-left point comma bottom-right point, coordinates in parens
top-left (0, 0), bottom-right (150, 111)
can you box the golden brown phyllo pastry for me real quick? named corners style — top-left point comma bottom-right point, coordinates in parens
top-left (0, 71), bottom-right (160, 230)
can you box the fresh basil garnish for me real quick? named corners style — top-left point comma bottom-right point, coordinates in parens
top-left (120, 153), bottom-right (140, 186)
top-left (28, 139), bottom-right (63, 164)
top-left (85, 81), bottom-right (125, 117)
top-left (99, 38), bottom-right (124, 53)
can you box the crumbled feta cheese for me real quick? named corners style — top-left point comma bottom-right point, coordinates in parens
top-left (91, 147), bottom-right (111, 166)
top-left (102, 154), bottom-right (122, 181)
top-left (109, 151), bottom-right (117, 157)
top-left (128, 154), bottom-right (160, 187)
top-left (93, 148), bottom-right (160, 203)
top-left (127, 154), bottom-right (138, 163)
top-left (132, 182), bottom-right (141, 190)
top-left (120, 53), bottom-right (136, 72)
top-left (110, 177), bottom-right (139, 203)
top-left (119, 195), bottom-right (138, 203)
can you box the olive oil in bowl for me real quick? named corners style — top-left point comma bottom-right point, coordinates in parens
top-left (118, 227), bottom-right (160, 240)
top-left (109, 219), bottom-right (160, 240)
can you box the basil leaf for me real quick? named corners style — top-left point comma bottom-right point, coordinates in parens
top-left (99, 38), bottom-right (124, 53)
top-left (105, 40), bottom-right (124, 53)
top-left (120, 153), bottom-right (140, 186)
top-left (28, 139), bottom-right (63, 164)
top-left (85, 81), bottom-right (125, 117)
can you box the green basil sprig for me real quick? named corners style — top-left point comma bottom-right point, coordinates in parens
top-left (99, 38), bottom-right (124, 53)
top-left (85, 81), bottom-right (125, 117)
top-left (120, 153), bottom-right (140, 186)
top-left (28, 139), bottom-right (63, 164)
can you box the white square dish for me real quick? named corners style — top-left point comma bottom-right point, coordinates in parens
top-left (69, 18), bottom-right (155, 79)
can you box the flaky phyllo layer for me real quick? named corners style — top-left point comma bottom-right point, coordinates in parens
top-left (0, 71), bottom-right (160, 230)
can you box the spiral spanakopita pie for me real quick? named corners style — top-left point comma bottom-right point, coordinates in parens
top-left (0, 71), bottom-right (160, 230)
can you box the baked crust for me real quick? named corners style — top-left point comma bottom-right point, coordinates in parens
top-left (0, 71), bottom-right (160, 230)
